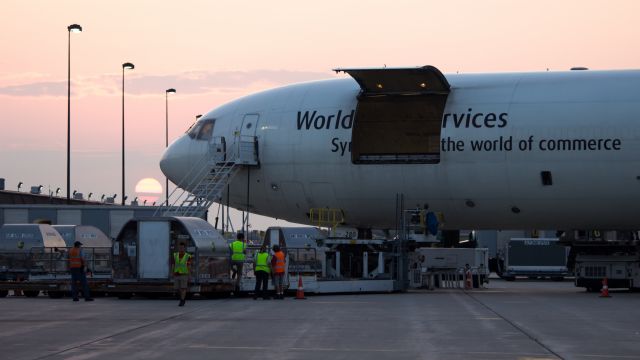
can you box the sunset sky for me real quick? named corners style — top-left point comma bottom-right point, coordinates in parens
top-left (1, 0), bottom-right (639, 230)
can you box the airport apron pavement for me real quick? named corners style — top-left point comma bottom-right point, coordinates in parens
top-left (0, 280), bottom-right (639, 360)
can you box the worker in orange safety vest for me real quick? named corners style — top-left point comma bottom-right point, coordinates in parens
top-left (271, 244), bottom-right (286, 299)
top-left (68, 241), bottom-right (93, 302)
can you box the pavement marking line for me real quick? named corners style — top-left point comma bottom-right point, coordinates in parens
top-left (191, 345), bottom-right (559, 357)
top-left (31, 300), bottom-right (227, 360)
top-left (501, 301), bottom-right (531, 304)
top-left (461, 351), bottom-right (558, 358)
top-left (190, 345), bottom-right (271, 350)
top-left (474, 317), bottom-right (502, 320)
top-left (308, 301), bottom-right (373, 304)
top-left (576, 355), bottom-right (640, 359)
top-left (289, 347), bottom-right (401, 353)
top-left (464, 291), bottom-right (565, 360)
top-left (190, 345), bottom-right (406, 353)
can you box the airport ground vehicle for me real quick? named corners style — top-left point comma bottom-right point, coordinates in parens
top-left (106, 217), bottom-right (232, 298)
top-left (569, 231), bottom-right (640, 291)
top-left (236, 226), bottom-right (399, 293)
top-left (408, 247), bottom-right (489, 289)
top-left (496, 238), bottom-right (569, 280)
top-left (0, 224), bottom-right (111, 298)
top-left (1, 219), bottom-right (418, 297)
top-left (235, 223), bottom-right (491, 293)
top-left (0, 219), bottom-right (236, 298)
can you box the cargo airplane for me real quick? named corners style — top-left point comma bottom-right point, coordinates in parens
top-left (160, 66), bottom-right (640, 231)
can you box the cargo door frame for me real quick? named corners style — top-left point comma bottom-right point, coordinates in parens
top-left (335, 66), bottom-right (450, 164)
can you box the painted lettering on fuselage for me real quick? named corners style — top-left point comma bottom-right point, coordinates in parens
top-left (442, 109), bottom-right (508, 128)
top-left (296, 108), bottom-right (509, 131)
top-left (295, 108), bottom-right (623, 156)
top-left (296, 108), bottom-right (510, 157)
top-left (296, 110), bottom-right (355, 130)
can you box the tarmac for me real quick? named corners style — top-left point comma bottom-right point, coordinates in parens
top-left (1, 279), bottom-right (639, 360)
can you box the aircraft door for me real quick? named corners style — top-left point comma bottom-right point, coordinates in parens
top-left (237, 114), bottom-right (260, 164)
top-left (240, 114), bottom-right (260, 138)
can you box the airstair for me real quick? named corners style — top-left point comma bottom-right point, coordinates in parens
top-left (155, 135), bottom-right (258, 218)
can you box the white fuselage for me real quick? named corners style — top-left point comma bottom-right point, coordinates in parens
top-left (161, 70), bottom-right (640, 230)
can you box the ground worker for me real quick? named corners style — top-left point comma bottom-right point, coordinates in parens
top-left (68, 241), bottom-right (93, 302)
top-left (229, 233), bottom-right (246, 292)
top-left (253, 245), bottom-right (271, 300)
top-left (171, 242), bottom-right (192, 306)
top-left (271, 244), bottom-right (286, 299)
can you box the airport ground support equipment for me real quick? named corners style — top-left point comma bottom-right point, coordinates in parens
top-left (236, 226), bottom-right (399, 294)
top-left (0, 224), bottom-right (111, 298)
top-left (236, 226), bottom-right (491, 294)
top-left (0, 218), bottom-right (233, 298)
top-left (106, 216), bottom-right (233, 298)
top-left (496, 238), bottom-right (569, 281)
top-left (569, 231), bottom-right (640, 291)
top-left (408, 247), bottom-right (489, 289)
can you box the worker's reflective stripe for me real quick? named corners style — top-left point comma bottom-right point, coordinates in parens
top-left (174, 252), bottom-right (191, 274)
top-left (68, 248), bottom-right (82, 268)
top-left (273, 251), bottom-right (286, 273)
top-left (230, 241), bottom-right (246, 261)
top-left (255, 252), bottom-right (270, 273)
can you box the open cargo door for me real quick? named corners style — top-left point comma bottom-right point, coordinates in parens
top-left (335, 66), bottom-right (450, 164)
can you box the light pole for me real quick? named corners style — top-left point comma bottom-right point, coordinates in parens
top-left (122, 62), bottom-right (135, 205)
top-left (67, 24), bottom-right (82, 203)
top-left (165, 88), bottom-right (176, 206)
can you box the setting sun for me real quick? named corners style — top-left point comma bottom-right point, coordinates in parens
top-left (135, 178), bottom-right (162, 204)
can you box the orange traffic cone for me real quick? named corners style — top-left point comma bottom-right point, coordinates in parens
top-left (295, 273), bottom-right (306, 300)
top-left (465, 270), bottom-right (472, 290)
top-left (15, 275), bottom-right (23, 296)
top-left (599, 277), bottom-right (611, 298)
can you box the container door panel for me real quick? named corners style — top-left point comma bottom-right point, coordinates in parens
top-left (138, 221), bottom-right (170, 279)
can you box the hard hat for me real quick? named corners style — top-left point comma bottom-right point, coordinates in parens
top-left (74, 241), bottom-right (83, 247)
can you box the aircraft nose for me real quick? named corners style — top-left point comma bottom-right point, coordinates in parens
top-left (160, 135), bottom-right (193, 188)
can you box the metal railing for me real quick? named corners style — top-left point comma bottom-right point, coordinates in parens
top-left (156, 135), bottom-right (258, 218)
top-left (236, 246), bottom-right (320, 277)
top-left (287, 248), bottom-right (321, 274)
top-left (0, 247), bottom-right (112, 281)
top-left (409, 267), bottom-right (487, 290)
top-left (309, 208), bottom-right (344, 237)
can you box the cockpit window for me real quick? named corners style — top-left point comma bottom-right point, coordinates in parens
top-left (187, 119), bottom-right (216, 140)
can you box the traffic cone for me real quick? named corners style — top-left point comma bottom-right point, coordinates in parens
top-left (599, 277), bottom-right (611, 298)
top-left (15, 275), bottom-right (23, 296)
top-left (465, 270), bottom-right (472, 290)
top-left (295, 273), bottom-right (306, 300)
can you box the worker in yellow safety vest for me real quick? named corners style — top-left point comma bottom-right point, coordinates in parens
top-left (68, 241), bottom-right (93, 302)
top-left (171, 242), bottom-right (192, 306)
top-left (253, 245), bottom-right (271, 300)
top-left (229, 233), bottom-right (246, 292)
